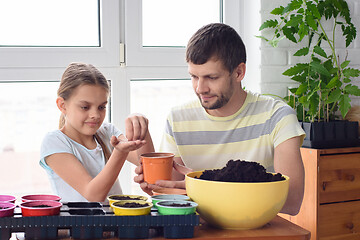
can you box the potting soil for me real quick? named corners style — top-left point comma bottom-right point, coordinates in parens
top-left (198, 160), bottom-right (285, 182)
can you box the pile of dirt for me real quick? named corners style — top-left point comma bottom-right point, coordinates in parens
top-left (198, 160), bottom-right (285, 182)
top-left (110, 196), bottom-right (143, 200)
top-left (117, 202), bottom-right (149, 208)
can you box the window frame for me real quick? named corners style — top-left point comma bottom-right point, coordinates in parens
top-left (0, 0), bottom-right (120, 69)
top-left (125, 0), bottom-right (243, 67)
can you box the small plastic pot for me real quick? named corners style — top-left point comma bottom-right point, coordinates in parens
top-left (156, 200), bottom-right (198, 215)
top-left (110, 200), bottom-right (153, 216)
top-left (107, 194), bottom-right (148, 207)
top-left (0, 195), bottom-right (16, 203)
top-left (21, 194), bottom-right (61, 202)
top-left (20, 200), bottom-right (62, 217)
top-left (141, 152), bottom-right (174, 184)
top-left (151, 194), bottom-right (190, 208)
top-left (0, 202), bottom-right (16, 217)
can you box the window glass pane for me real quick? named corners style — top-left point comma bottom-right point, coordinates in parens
top-left (130, 79), bottom-right (196, 195)
top-left (0, 81), bottom-right (110, 198)
top-left (142, 0), bottom-right (221, 47)
top-left (0, 82), bottom-right (58, 197)
top-left (0, 0), bottom-right (100, 47)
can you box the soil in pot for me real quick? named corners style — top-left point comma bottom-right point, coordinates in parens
top-left (198, 160), bottom-right (284, 182)
top-left (33, 204), bottom-right (52, 208)
top-left (159, 202), bottom-right (192, 207)
top-left (110, 196), bottom-right (143, 200)
top-left (119, 202), bottom-right (150, 208)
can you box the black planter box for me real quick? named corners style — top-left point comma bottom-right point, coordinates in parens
top-left (301, 121), bottom-right (360, 149)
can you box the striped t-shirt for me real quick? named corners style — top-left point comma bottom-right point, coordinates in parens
top-left (159, 91), bottom-right (305, 172)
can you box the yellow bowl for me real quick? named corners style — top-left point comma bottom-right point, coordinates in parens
top-left (107, 194), bottom-right (148, 207)
top-left (110, 200), bottom-right (153, 216)
top-left (185, 171), bottom-right (289, 230)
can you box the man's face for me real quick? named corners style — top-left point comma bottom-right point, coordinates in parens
top-left (189, 58), bottom-right (235, 110)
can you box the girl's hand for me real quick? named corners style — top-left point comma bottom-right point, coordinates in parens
top-left (125, 113), bottom-right (149, 141)
top-left (110, 136), bottom-right (146, 153)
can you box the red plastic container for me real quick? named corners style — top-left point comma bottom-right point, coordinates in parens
top-left (21, 194), bottom-right (61, 202)
top-left (20, 200), bottom-right (62, 217)
top-left (0, 202), bottom-right (16, 217)
top-left (0, 195), bottom-right (16, 203)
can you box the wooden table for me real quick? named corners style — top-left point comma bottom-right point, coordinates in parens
top-left (187, 215), bottom-right (311, 240)
top-left (14, 215), bottom-right (310, 240)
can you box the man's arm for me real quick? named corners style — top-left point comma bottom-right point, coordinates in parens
top-left (274, 136), bottom-right (305, 216)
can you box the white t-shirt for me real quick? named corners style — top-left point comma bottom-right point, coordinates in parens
top-left (40, 122), bottom-right (122, 202)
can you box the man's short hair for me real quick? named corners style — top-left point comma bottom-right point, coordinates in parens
top-left (186, 23), bottom-right (246, 73)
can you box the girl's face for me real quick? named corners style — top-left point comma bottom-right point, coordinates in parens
top-left (62, 84), bottom-right (108, 137)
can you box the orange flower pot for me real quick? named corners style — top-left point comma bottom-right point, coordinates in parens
top-left (141, 152), bottom-right (174, 184)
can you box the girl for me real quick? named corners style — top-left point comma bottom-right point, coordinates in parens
top-left (40, 62), bottom-right (154, 202)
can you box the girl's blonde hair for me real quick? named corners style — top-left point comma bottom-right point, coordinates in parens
top-left (58, 62), bottom-right (111, 160)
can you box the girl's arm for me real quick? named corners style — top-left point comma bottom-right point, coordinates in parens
top-left (45, 139), bottom-right (145, 202)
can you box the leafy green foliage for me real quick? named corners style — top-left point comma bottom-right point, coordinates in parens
top-left (259, 0), bottom-right (359, 122)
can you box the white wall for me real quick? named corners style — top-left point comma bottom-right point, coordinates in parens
top-left (260, 0), bottom-right (360, 106)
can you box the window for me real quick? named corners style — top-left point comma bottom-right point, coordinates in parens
top-left (125, 0), bottom-right (252, 195)
top-left (142, 0), bottom-right (221, 47)
top-left (125, 0), bottom-right (242, 66)
top-left (130, 79), bottom-right (196, 148)
top-left (0, 82), bottom-right (58, 196)
top-left (130, 79), bottom-right (196, 195)
top-left (0, 0), bottom-right (261, 199)
top-left (0, 80), bottom-right (112, 197)
top-left (0, 0), bottom-right (119, 68)
top-left (0, 0), bottom-right (120, 198)
top-left (0, 0), bottom-right (100, 47)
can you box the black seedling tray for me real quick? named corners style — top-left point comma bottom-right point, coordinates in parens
top-left (0, 202), bottom-right (199, 239)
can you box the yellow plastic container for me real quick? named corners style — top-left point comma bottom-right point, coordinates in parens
top-left (110, 200), bottom-right (153, 216)
top-left (107, 194), bottom-right (148, 208)
top-left (185, 171), bottom-right (289, 230)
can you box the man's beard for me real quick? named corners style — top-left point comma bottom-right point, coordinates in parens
top-left (199, 93), bottom-right (230, 110)
top-left (198, 79), bottom-right (234, 110)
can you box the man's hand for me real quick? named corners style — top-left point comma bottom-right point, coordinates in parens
top-left (134, 161), bottom-right (193, 195)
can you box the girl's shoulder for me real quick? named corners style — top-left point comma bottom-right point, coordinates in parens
top-left (41, 129), bottom-right (73, 149)
top-left (43, 129), bottom-right (68, 142)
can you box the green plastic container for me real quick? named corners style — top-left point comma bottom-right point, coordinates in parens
top-left (155, 200), bottom-right (198, 215)
top-left (151, 194), bottom-right (190, 208)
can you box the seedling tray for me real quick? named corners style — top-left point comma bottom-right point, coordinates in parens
top-left (0, 202), bottom-right (199, 239)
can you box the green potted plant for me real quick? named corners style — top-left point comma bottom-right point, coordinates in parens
top-left (259, 0), bottom-right (360, 148)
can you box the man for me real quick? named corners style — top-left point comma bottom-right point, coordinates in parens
top-left (135, 23), bottom-right (305, 215)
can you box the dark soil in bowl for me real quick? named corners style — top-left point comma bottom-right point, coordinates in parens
top-left (0, 207), bottom-right (9, 210)
top-left (198, 160), bottom-right (285, 182)
top-left (116, 202), bottom-right (149, 208)
top-left (110, 196), bottom-right (143, 200)
top-left (159, 203), bottom-right (192, 207)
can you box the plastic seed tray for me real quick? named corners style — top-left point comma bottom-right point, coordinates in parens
top-left (0, 202), bottom-right (199, 239)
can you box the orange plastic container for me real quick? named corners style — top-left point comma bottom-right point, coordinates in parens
top-left (141, 152), bottom-right (174, 184)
